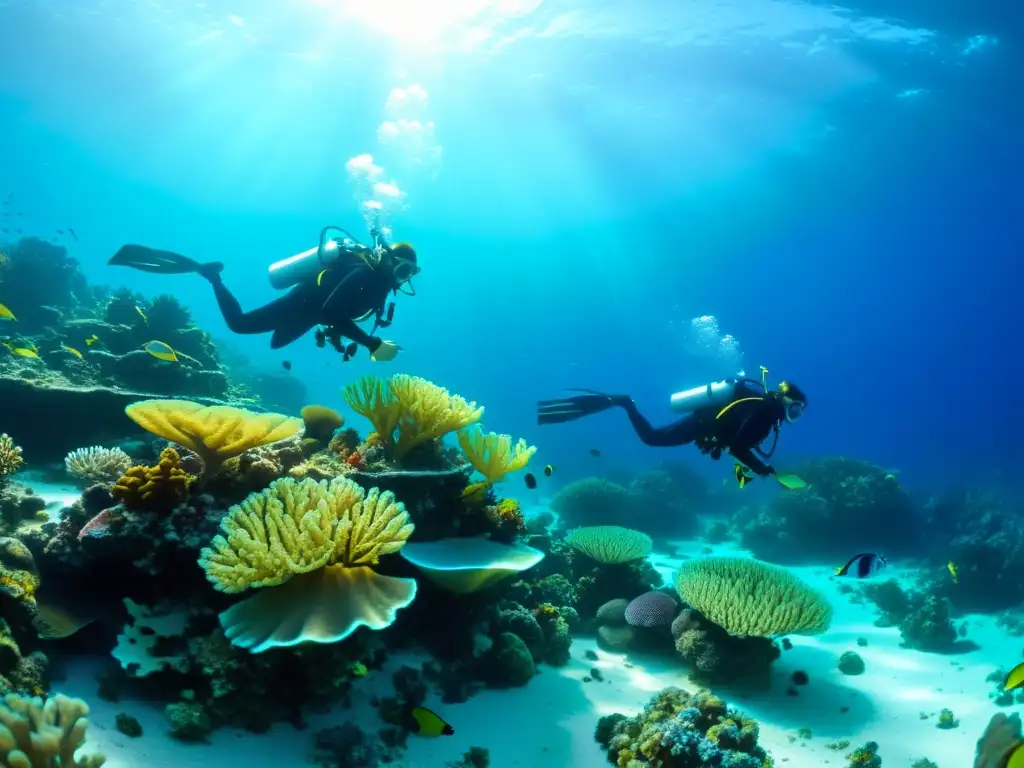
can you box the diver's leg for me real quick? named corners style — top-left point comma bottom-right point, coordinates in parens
top-left (620, 401), bottom-right (698, 448)
top-left (207, 275), bottom-right (294, 335)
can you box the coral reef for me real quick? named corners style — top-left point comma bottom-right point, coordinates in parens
top-left (595, 686), bottom-right (772, 767)
top-left (671, 608), bottom-right (780, 688)
top-left (732, 456), bottom-right (920, 562)
top-left (64, 446), bottom-right (133, 487)
top-left (564, 526), bottom-right (653, 564)
top-left (859, 580), bottom-right (960, 652)
top-left (0, 692), bottom-right (105, 767)
top-left (676, 557), bottom-right (832, 636)
top-left (837, 651), bottom-right (865, 675)
top-left (111, 447), bottom-right (193, 511)
top-left (0, 436), bottom-right (23, 481)
top-left (199, 476), bottom-right (417, 652)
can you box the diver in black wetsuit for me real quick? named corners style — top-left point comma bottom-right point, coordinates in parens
top-left (108, 224), bottom-right (419, 362)
top-left (537, 373), bottom-right (807, 486)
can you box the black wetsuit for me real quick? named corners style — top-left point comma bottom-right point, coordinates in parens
top-left (206, 252), bottom-right (394, 351)
top-left (615, 382), bottom-right (785, 475)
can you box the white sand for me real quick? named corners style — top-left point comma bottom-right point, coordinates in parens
top-left (16, 493), bottom-right (1011, 767)
top-left (14, 472), bottom-right (81, 521)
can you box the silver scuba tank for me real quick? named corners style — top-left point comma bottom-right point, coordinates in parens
top-left (267, 225), bottom-right (362, 290)
top-left (669, 379), bottom-right (742, 414)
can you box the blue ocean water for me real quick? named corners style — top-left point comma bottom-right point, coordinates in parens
top-left (0, 1), bottom-right (1022, 766)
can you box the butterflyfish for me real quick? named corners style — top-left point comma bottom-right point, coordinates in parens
top-left (410, 706), bottom-right (454, 737)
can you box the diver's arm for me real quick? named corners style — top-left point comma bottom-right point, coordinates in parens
top-left (731, 444), bottom-right (773, 476)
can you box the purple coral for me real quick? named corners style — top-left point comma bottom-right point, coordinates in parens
top-left (625, 591), bottom-right (677, 628)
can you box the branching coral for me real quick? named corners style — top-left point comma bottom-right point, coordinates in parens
top-left (198, 476), bottom-right (417, 652)
top-left (457, 426), bottom-right (535, 496)
top-left (111, 447), bottom-right (193, 512)
top-left (64, 446), bottom-right (133, 487)
top-left (676, 557), bottom-right (832, 637)
top-left (672, 609), bottom-right (780, 687)
top-left (565, 526), bottom-right (653, 564)
top-left (342, 375), bottom-right (483, 460)
top-left (124, 399), bottom-right (304, 474)
top-left (0, 692), bottom-right (105, 767)
top-left (0, 436), bottom-right (22, 482)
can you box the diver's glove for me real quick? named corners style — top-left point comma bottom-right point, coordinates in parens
top-left (370, 340), bottom-right (400, 362)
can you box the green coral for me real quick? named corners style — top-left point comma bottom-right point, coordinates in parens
top-left (565, 526), bottom-right (653, 564)
top-left (676, 557), bottom-right (832, 637)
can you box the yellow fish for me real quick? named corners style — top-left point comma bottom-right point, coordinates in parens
top-left (947, 561), bottom-right (958, 584)
top-left (142, 340), bottom-right (200, 365)
top-left (0, 303), bottom-right (15, 321)
top-left (7, 346), bottom-right (39, 359)
top-left (135, 305), bottom-right (148, 324)
top-left (1005, 661), bottom-right (1024, 691)
top-left (410, 706), bottom-right (454, 737)
top-left (84, 335), bottom-right (99, 346)
top-left (143, 340), bottom-right (179, 362)
top-left (62, 344), bottom-right (83, 359)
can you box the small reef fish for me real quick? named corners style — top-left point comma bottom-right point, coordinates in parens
top-left (2, 343), bottom-right (39, 359)
top-left (947, 561), bottom-right (958, 584)
top-left (349, 661), bottom-right (367, 678)
top-left (588, 448), bottom-right (601, 457)
top-left (281, 360), bottom-right (292, 371)
top-left (0, 303), bottom-right (15, 321)
top-left (1004, 661), bottom-right (1024, 691)
top-left (84, 335), bottom-right (99, 346)
top-left (62, 344), bottom-right (83, 359)
top-left (143, 340), bottom-right (198, 364)
top-left (524, 472), bottom-right (537, 490)
top-left (543, 464), bottom-right (555, 477)
top-left (135, 305), bottom-right (148, 324)
top-left (834, 553), bottom-right (887, 579)
top-left (69, 228), bottom-right (78, 241)
top-left (410, 706), bottom-right (454, 737)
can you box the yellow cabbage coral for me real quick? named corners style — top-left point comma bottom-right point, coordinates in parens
top-left (198, 476), bottom-right (417, 652)
top-left (564, 525), bottom-right (653, 564)
top-left (675, 557), bottom-right (832, 637)
top-left (390, 374), bottom-right (483, 458)
top-left (342, 374), bottom-right (483, 460)
top-left (124, 399), bottom-right (303, 474)
top-left (0, 434), bottom-right (23, 480)
top-left (457, 426), bottom-right (536, 496)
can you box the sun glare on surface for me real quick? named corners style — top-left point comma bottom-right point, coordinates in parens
top-left (303, 0), bottom-right (510, 48)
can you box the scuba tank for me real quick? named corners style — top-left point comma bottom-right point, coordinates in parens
top-left (267, 225), bottom-right (363, 290)
top-left (669, 379), bottom-right (745, 414)
top-left (669, 367), bottom-right (772, 414)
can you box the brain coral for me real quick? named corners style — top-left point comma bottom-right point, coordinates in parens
top-left (625, 591), bottom-right (678, 628)
top-left (675, 557), bottom-right (831, 637)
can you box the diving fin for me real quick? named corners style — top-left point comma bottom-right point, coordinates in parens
top-left (108, 245), bottom-right (221, 276)
top-left (537, 390), bottom-right (622, 426)
top-left (775, 473), bottom-right (807, 490)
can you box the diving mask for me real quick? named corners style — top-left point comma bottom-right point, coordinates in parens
top-left (782, 397), bottom-right (805, 423)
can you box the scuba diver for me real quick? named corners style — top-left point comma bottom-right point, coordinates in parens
top-left (537, 368), bottom-right (808, 488)
top-left (108, 222), bottom-right (419, 362)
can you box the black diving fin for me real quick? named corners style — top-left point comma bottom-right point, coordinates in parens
top-left (108, 244), bottom-right (218, 276)
top-left (537, 389), bottom-right (621, 426)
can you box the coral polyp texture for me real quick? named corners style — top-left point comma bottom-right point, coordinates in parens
top-left (343, 374), bottom-right (483, 460)
top-left (111, 447), bottom-right (193, 511)
top-left (0, 692), bottom-right (106, 767)
top-left (0, 436), bottom-right (23, 481)
top-left (124, 399), bottom-right (304, 474)
top-left (595, 686), bottom-right (772, 767)
top-left (64, 446), bottom-right (133, 486)
top-left (198, 476), bottom-right (417, 652)
top-left (564, 526), bottom-right (653, 564)
top-left (676, 557), bottom-right (832, 637)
